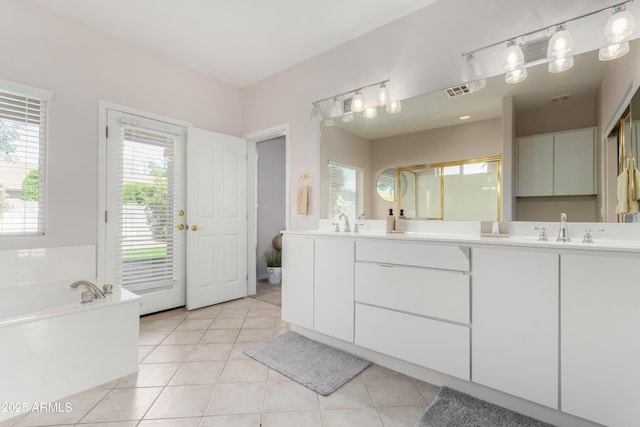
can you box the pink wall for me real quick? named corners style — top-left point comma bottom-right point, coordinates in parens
top-left (0, 0), bottom-right (242, 250)
top-left (241, 0), bottom-right (623, 230)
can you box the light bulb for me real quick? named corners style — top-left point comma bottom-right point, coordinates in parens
top-left (386, 101), bottom-right (402, 114)
top-left (604, 6), bottom-right (637, 43)
top-left (329, 97), bottom-right (344, 118)
top-left (548, 56), bottom-right (574, 73)
top-left (377, 83), bottom-right (390, 106)
top-left (505, 67), bottom-right (527, 84)
top-left (547, 25), bottom-right (573, 59)
top-left (310, 103), bottom-right (323, 122)
top-left (599, 41), bottom-right (630, 61)
top-left (503, 40), bottom-right (525, 71)
top-left (363, 106), bottom-right (377, 118)
top-left (351, 91), bottom-right (365, 112)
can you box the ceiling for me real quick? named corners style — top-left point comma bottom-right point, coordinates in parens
top-left (27, 0), bottom-right (441, 87)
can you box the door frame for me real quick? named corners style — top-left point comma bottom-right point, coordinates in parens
top-left (243, 123), bottom-right (290, 296)
top-left (96, 100), bottom-right (192, 284)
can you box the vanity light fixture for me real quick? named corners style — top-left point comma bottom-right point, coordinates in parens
top-left (309, 79), bottom-right (402, 123)
top-left (599, 5), bottom-right (637, 60)
top-left (503, 40), bottom-right (527, 83)
top-left (461, 53), bottom-right (486, 92)
top-left (461, 1), bottom-right (636, 85)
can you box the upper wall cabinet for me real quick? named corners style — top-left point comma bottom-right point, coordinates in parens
top-left (517, 128), bottom-right (595, 197)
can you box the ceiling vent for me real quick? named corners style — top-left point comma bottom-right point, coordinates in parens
top-left (445, 84), bottom-right (472, 98)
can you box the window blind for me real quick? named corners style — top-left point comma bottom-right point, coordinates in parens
top-left (110, 123), bottom-right (182, 292)
top-left (0, 89), bottom-right (48, 235)
top-left (328, 161), bottom-right (360, 220)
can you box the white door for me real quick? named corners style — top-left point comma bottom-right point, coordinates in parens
top-left (186, 128), bottom-right (248, 310)
top-left (105, 109), bottom-right (187, 314)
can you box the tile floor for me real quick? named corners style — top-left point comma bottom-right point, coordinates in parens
top-left (248, 280), bottom-right (281, 306)
top-left (3, 297), bottom-right (439, 427)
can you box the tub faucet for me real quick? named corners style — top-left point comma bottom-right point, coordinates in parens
top-left (70, 280), bottom-right (105, 299)
top-left (339, 213), bottom-right (351, 232)
top-left (557, 213), bottom-right (571, 242)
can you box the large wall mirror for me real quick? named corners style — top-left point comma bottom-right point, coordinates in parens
top-left (320, 38), bottom-right (640, 222)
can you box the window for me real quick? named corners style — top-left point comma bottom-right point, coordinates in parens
top-left (0, 81), bottom-right (52, 235)
top-left (328, 161), bottom-right (363, 220)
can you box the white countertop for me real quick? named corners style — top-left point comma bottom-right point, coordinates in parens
top-left (284, 220), bottom-right (640, 254)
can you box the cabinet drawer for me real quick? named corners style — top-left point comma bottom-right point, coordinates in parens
top-left (355, 303), bottom-right (470, 380)
top-left (355, 263), bottom-right (469, 323)
top-left (356, 240), bottom-right (469, 271)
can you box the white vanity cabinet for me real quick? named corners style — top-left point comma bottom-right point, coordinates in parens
top-left (314, 237), bottom-right (354, 342)
top-left (354, 239), bottom-right (471, 380)
top-left (281, 234), bottom-right (314, 330)
top-left (561, 252), bottom-right (640, 427)
top-left (472, 247), bottom-right (559, 409)
top-left (517, 128), bottom-right (595, 196)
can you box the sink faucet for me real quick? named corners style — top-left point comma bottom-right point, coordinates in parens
top-left (354, 214), bottom-right (366, 233)
top-left (70, 280), bottom-right (105, 299)
top-left (339, 213), bottom-right (351, 232)
top-left (557, 213), bottom-right (571, 242)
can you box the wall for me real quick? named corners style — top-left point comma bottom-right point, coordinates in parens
top-left (257, 137), bottom-right (286, 278)
top-left (515, 97), bottom-right (598, 221)
top-left (319, 126), bottom-right (372, 219)
top-left (0, 0), bottom-right (242, 251)
top-left (241, 0), bottom-right (627, 230)
top-left (370, 118), bottom-right (502, 218)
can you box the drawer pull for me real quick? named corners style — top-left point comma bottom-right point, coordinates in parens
top-left (379, 264), bottom-right (395, 268)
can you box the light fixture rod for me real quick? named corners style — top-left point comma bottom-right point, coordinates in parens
top-left (461, 0), bottom-right (634, 57)
top-left (311, 79), bottom-right (390, 106)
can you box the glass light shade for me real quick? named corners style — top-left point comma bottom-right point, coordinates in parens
top-left (386, 100), bottom-right (402, 114)
top-left (351, 91), bottom-right (365, 112)
top-left (503, 41), bottom-right (525, 71)
top-left (505, 67), bottom-right (527, 84)
top-left (329, 97), bottom-right (344, 118)
top-left (322, 118), bottom-right (335, 126)
top-left (547, 26), bottom-right (573, 59)
top-left (461, 54), bottom-right (486, 93)
top-left (599, 41), bottom-right (630, 61)
top-left (377, 83), bottom-right (390, 106)
top-left (363, 106), bottom-right (377, 118)
top-left (310, 103), bottom-right (323, 122)
top-left (604, 7), bottom-right (637, 43)
top-left (341, 112), bottom-right (354, 123)
top-left (548, 55), bottom-right (574, 73)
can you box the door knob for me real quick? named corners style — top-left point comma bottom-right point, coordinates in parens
top-left (177, 210), bottom-right (185, 217)
top-left (191, 225), bottom-right (205, 231)
top-left (176, 224), bottom-right (185, 231)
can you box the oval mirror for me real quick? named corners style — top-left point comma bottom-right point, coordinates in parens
top-left (376, 168), bottom-right (407, 202)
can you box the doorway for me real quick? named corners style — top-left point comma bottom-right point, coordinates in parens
top-left (255, 136), bottom-right (286, 304)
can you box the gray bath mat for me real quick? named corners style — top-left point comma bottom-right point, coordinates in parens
top-left (415, 387), bottom-right (555, 427)
top-left (243, 331), bottom-right (371, 395)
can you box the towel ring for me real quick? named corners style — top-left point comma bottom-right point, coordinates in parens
top-left (298, 173), bottom-right (312, 186)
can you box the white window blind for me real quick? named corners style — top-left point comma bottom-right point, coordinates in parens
top-left (0, 86), bottom-right (50, 235)
top-left (328, 161), bottom-right (362, 220)
top-left (110, 121), bottom-right (183, 292)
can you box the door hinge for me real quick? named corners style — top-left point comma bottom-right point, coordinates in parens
top-left (105, 126), bottom-right (109, 138)
top-left (104, 210), bottom-right (108, 223)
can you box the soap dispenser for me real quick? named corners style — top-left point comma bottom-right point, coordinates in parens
top-left (386, 208), bottom-right (395, 232)
top-left (396, 209), bottom-right (406, 232)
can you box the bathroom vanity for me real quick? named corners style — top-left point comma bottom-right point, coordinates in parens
top-left (281, 222), bottom-right (640, 427)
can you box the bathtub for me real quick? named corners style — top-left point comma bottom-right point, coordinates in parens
top-left (0, 280), bottom-right (140, 422)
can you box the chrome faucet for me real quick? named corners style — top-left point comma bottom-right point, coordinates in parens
top-left (354, 214), bottom-right (366, 233)
top-left (70, 280), bottom-right (105, 299)
top-left (339, 213), bottom-right (351, 232)
top-left (557, 213), bottom-right (571, 242)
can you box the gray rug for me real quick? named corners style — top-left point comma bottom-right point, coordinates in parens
top-left (415, 387), bottom-right (555, 427)
top-left (243, 331), bottom-right (371, 395)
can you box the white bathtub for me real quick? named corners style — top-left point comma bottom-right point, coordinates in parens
top-left (0, 280), bottom-right (141, 422)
